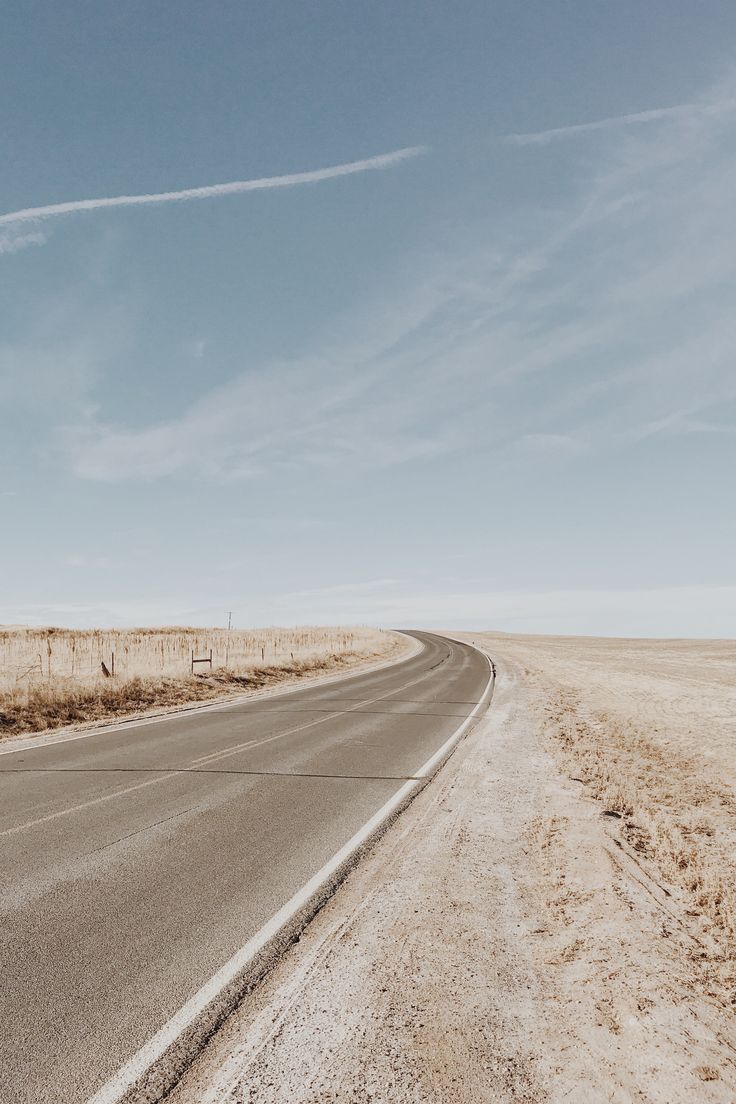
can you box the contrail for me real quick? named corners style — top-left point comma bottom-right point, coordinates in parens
top-left (0, 146), bottom-right (426, 226)
top-left (505, 100), bottom-right (736, 145)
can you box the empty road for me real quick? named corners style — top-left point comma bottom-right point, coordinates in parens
top-left (0, 631), bottom-right (491, 1104)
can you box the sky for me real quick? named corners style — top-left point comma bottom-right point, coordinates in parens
top-left (2, 1), bottom-right (736, 636)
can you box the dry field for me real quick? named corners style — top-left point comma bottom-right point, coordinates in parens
top-left (472, 633), bottom-right (736, 955)
top-left (0, 625), bottom-right (400, 738)
top-left (168, 631), bottom-right (736, 1104)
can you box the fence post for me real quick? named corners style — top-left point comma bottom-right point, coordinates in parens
top-left (191, 648), bottom-right (214, 675)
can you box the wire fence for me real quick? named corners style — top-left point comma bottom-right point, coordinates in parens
top-left (0, 626), bottom-right (387, 691)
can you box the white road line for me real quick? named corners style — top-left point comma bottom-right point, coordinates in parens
top-left (84, 637), bottom-right (494, 1104)
top-left (0, 771), bottom-right (182, 839)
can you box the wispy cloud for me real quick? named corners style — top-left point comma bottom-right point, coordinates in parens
top-left (1, 282), bottom-right (132, 412)
top-left (4, 583), bottom-right (734, 636)
top-left (287, 579), bottom-right (401, 599)
top-left (65, 553), bottom-right (114, 569)
top-left (633, 405), bottom-right (736, 441)
top-left (64, 349), bottom-right (457, 482)
top-left (505, 98), bottom-right (736, 145)
top-left (268, 581), bottom-right (736, 638)
top-left (0, 147), bottom-right (426, 227)
top-left (20, 69), bottom-right (736, 500)
top-left (515, 432), bottom-right (586, 456)
top-left (0, 228), bottom-right (46, 254)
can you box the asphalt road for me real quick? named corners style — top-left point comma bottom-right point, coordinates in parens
top-left (0, 631), bottom-right (490, 1104)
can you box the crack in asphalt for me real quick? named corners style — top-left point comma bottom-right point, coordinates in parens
top-left (80, 807), bottom-right (195, 858)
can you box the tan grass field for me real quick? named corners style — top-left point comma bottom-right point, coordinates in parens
top-left (470, 632), bottom-right (736, 1000)
top-left (0, 625), bottom-right (399, 737)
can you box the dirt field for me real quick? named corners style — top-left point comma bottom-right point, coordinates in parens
top-left (470, 632), bottom-right (736, 966)
top-left (169, 631), bottom-right (736, 1104)
top-left (0, 625), bottom-right (400, 738)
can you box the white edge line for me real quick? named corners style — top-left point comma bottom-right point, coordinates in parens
top-left (85, 634), bottom-right (495, 1104)
top-left (0, 633), bottom-right (422, 757)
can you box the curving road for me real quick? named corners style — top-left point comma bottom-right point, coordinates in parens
top-left (0, 631), bottom-right (491, 1104)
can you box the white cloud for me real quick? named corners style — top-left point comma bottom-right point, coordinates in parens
top-left (65, 352), bottom-right (457, 482)
top-left (505, 97), bottom-right (736, 145)
top-left (287, 579), bottom-right (401, 599)
top-left (4, 585), bottom-right (734, 637)
top-left (0, 147), bottom-right (426, 227)
top-left (515, 432), bottom-right (585, 456)
top-left (0, 601), bottom-right (184, 629)
top-left (64, 554), bottom-right (114, 569)
top-left (267, 582), bottom-right (736, 639)
top-left (37, 69), bottom-right (736, 494)
top-left (0, 228), bottom-right (46, 255)
top-left (0, 287), bottom-right (132, 413)
top-left (634, 405), bottom-right (736, 441)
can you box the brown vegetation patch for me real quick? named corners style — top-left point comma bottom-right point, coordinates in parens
top-left (467, 632), bottom-right (736, 1011)
top-left (544, 692), bottom-right (736, 974)
top-left (0, 630), bottom-right (403, 738)
top-left (0, 625), bottom-right (391, 688)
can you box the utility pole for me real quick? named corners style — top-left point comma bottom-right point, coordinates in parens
top-left (225, 611), bottom-right (232, 668)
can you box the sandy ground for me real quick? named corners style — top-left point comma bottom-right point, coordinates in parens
top-left (168, 636), bottom-right (736, 1104)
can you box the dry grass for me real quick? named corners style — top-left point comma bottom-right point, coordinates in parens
top-left (0, 625), bottom-right (400, 738)
top-left (467, 632), bottom-right (736, 1003)
top-left (0, 625), bottom-right (385, 687)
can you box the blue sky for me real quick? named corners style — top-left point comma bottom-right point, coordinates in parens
top-left (2, 1), bottom-right (736, 635)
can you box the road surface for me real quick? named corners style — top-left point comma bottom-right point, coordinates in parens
top-left (0, 631), bottom-right (490, 1104)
